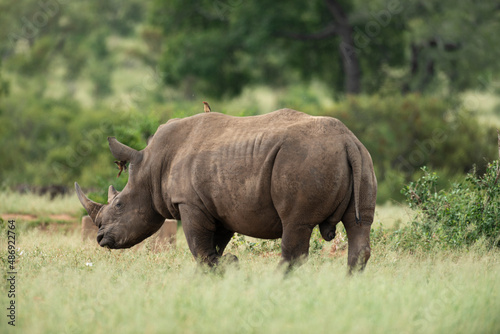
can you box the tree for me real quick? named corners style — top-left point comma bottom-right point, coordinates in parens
top-left (149, 0), bottom-right (406, 98)
top-left (401, 0), bottom-right (500, 93)
top-left (278, 0), bottom-right (361, 93)
top-left (0, 0), bottom-right (147, 100)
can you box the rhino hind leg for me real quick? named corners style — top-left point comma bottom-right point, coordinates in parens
top-left (279, 225), bottom-right (313, 271)
top-left (342, 212), bottom-right (372, 274)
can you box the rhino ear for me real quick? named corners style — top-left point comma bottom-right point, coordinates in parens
top-left (75, 182), bottom-right (103, 223)
top-left (108, 137), bottom-right (143, 165)
top-left (107, 185), bottom-right (119, 203)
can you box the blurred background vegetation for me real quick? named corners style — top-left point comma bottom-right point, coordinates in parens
top-left (1, 0), bottom-right (499, 204)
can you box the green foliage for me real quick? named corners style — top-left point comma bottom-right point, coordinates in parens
top-left (398, 164), bottom-right (500, 250)
top-left (1, 0), bottom-right (147, 101)
top-left (149, 0), bottom-right (500, 97)
top-left (0, 88), bottom-right (163, 189)
top-left (150, 0), bottom-right (406, 97)
top-left (400, 0), bottom-right (500, 93)
top-left (2, 0), bottom-right (499, 104)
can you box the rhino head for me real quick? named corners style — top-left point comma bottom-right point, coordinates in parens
top-left (75, 137), bottom-right (164, 249)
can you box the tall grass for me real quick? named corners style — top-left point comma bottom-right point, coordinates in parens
top-left (1, 227), bottom-right (498, 334)
top-left (373, 202), bottom-right (410, 229)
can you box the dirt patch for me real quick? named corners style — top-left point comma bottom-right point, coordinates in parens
top-left (37, 221), bottom-right (80, 234)
top-left (2, 213), bottom-right (77, 222)
top-left (2, 213), bottom-right (37, 221)
top-left (46, 214), bottom-right (76, 222)
top-left (1, 213), bottom-right (80, 234)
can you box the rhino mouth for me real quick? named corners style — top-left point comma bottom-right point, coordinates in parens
top-left (97, 231), bottom-right (116, 248)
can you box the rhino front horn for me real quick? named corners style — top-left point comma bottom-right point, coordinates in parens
top-left (75, 182), bottom-right (103, 223)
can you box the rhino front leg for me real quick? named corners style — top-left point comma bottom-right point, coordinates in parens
top-left (343, 212), bottom-right (372, 274)
top-left (213, 227), bottom-right (234, 256)
top-left (215, 228), bottom-right (239, 265)
top-left (179, 204), bottom-right (220, 267)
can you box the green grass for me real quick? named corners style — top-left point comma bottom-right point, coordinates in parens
top-left (1, 225), bottom-right (498, 334)
top-left (373, 202), bottom-right (410, 230)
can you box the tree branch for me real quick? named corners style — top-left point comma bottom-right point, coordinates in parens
top-left (278, 24), bottom-right (337, 40)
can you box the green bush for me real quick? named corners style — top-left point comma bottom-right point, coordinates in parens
top-left (0, 89), bottom-right (166, 190)
top-left (397, 163), bottom-right (500, 250)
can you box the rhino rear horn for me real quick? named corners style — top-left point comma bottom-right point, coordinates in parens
top-left (107, 185), bottom-right (119, 203)
top-left (75, 182), bottom-right (103, 223)
top-left (108, 137), bottom-right (143, 165)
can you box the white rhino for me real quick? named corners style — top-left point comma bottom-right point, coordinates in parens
top-left (76, 109), bottom-right (377, 272)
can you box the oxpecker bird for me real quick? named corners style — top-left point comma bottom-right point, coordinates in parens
top-left (203, 101), bottom-right (211, 113)
top-left (114, 160), bottom-right (127, 177)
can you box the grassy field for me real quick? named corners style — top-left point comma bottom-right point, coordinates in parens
top-left (1, 207), bottom-right (499, 334)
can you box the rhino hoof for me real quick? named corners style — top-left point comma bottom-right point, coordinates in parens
top-left (221, 253), bottom-right (239, 265)
top-left (209, 254), bottom-right (239, 275)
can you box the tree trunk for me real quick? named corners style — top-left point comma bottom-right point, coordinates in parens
top-left (324, 0), bottom-right (361, 94)
top-left (337, 27), bottom-right (361, 94)
top-left (280, 0), bottom-right (361, 94)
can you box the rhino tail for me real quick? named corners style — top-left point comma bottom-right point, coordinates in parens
top-left (346, 140), bottom-right (361, 224)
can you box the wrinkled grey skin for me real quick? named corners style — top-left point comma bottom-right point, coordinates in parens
top-left (76, 109), bottom-right (377, 272)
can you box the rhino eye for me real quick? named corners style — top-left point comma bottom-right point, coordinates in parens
top-left (115, 201), bottom-right (123, 209)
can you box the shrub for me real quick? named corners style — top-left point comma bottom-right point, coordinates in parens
top-left (398, 163), bottom-right (500, 250)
